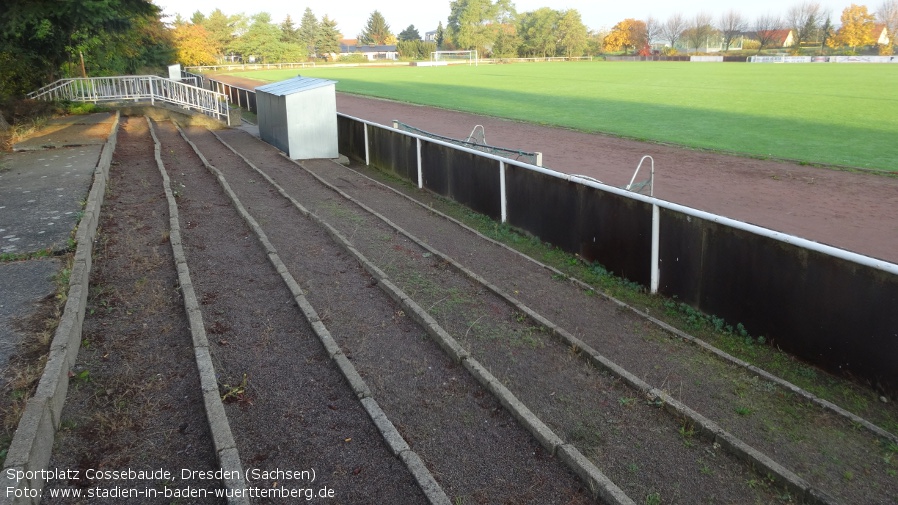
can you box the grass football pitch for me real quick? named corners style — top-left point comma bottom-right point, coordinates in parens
top-left (232, 62), bottom-right (898, 172)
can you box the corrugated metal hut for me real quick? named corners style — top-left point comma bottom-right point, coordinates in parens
top-left (255, 76), bottom-right (338, 160)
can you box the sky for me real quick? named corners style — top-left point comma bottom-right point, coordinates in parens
top-left (156, 0), bottom-right (856, 38)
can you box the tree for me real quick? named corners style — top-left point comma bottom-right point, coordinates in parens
top-left (448, 0), bottom-right (515, 53)
top-left (877, 0), bottom-right (898, 53)
top-left (399, 25), bottom-right (421, 41)
top-left (557, 9), bottom-right (588, 58)
top-left (603, 18), bottom-right (647, 54)
top-left (397, 39), bottom-right (437, 59)
top-left (198, 9), bottom-right (238, 61)
top-left (172, 23), bottom-right (218, 65)
top-left (435, 21), bottom-right (445, 49)
top-left (298, 8), bottom-right (319, 57)
top-left (718, 10), bottom-right (748, 51)
top-left (359, 10), bottom-right (393, 45)
top-left (491, 25), bottom-right (520, 58)
top-left (585, 29), bottom-right (608, 56)
top-left (316, 15), bottom-right (341, 60)
top-left (190, 10), bottom-right (206, 25)
top-left (229, 12), bottom-right (286, 63)
top-left (0, 0), bottom-right (163, 96)
top-left (660, 13), bottom-right (688, 50)
top-left (645, 16), bottom-right (662, 47)
top-left (518, 8), bottom-right (559, 57)
top-left (684, 12), bottom-right (715, 53)
top-left (280, 15), bottom-right (299, 44)
top-left (753, 13), bottom-right (784, 53)
top-left (832, 4), bottom-right (876, 50)
top-left (787, 1), bottom-right (824, 49)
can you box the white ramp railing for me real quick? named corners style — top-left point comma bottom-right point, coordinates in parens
top-left (27, 76), bottom-right (230, 125)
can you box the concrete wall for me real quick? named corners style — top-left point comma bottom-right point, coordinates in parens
top-left (336, 113), bottom-right (898, 396)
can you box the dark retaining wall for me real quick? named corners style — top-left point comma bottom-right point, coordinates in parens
top-left (337, 113), bottom-right (898, 396)
top-left (421, 140), bottom-right (501, 220)
top-left (505, 165), bottom-right (652, 284)
top-left (659, 209), bottom-right (898, 392)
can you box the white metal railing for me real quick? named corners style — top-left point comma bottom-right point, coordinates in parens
top-left (340, 112), bottom-right (898, 286)
top-left (27, 76), bottom-right (230, 125)
top-left (184, 62), bottom-right (316, 72)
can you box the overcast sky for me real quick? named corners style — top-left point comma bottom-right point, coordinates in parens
top-left (156, 0), bottom-right (861, 37)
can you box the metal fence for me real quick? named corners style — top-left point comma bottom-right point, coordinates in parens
top-left (206, 79), bottom-right (258, 114)
top-left (27, 76), bottom-right (230, 125)
top-left (184, 62), bottom-right (316, 73)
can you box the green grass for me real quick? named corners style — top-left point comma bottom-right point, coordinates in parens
top-left (229, 61), bottom-right (898, 171)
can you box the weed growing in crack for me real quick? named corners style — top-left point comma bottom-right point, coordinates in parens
top-left (221, 373), bottom-right (250, 404)
top-left (699, 460), bottom-right (713, 475)
top-left (645, 492), bottom-right (661, 505)
top-left (678, 420), bottom-right (696, 447)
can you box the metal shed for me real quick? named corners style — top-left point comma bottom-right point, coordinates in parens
top-left (255, 76), bottom-right (338, 160)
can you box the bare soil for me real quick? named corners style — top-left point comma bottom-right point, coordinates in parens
top-left (179, 123), bottom-right (591, 504)
top-left (45, 117), bottom-right (221, 502)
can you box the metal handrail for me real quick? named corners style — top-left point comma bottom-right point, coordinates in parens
top-left (27, 76), bottom-right (230, 125)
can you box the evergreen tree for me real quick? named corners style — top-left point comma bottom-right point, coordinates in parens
top-left (280, 15), bottom-right (299, 44)
top-left (436, 21), bottom-right (445, 49)
top-left (298, 8), bottom-right (319, 57)
top-left (316, 15), bottom-right (341, 60)
top-left (359, 10), bottom-right (393, 45)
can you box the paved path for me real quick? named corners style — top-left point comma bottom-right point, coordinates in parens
top-left (0, 113), bottom-right (114, 372)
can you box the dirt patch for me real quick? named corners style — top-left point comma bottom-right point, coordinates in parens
top-left (45, 117), bottom-right (221, 502)
top-left (183, 124), bottom-right (591, 504)
top-left (153, 119), bottom-right (428, 504)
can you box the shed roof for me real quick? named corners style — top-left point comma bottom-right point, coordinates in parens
top-left (255, 76), bottom-right (337, 97)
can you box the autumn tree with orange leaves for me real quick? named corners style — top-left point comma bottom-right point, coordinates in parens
top-left (603, 19), bottom-right (647, 54)
top-left (172, 23), bottom-right (218, 66)
top-left (829, 4), bottom-right (876, 50)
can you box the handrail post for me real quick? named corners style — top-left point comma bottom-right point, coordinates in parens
top-left (650, 204), bottom-right (660, 294)
top-left (500, 161), bottom-right (507, 223)
top-left (364, 124), bottom-right (370, 166)
top-left (417, 138), bottom-right (423, 189)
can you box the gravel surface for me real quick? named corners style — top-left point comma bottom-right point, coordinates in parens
top-left (153, 119), bottom-right (427, 504)
top-left (178, 122), bottom-right (592, 504)
top-left (46, 117), bottom-right (221, 503)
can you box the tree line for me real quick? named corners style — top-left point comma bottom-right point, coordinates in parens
top-left (173, 8), bottom-right (341, 66)
top-left (3, 0), bottom-right (898, 100)
top-left (600, 1), bottom-right (898, 56)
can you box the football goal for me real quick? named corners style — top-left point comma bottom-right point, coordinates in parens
top-left (431, 50), bottom-right (478, 66)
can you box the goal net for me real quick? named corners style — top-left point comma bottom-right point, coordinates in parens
top-left (431, 50), bottom-right (478, 66)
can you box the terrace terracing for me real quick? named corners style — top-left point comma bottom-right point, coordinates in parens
top-left (1, 109), bottom-right (893, 504)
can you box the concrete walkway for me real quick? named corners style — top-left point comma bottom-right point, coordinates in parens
top-left (0, 113), bottom-right (114, 369)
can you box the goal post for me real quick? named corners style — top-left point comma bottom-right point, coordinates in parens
top-left (431, 50), bottom-right (478, 66)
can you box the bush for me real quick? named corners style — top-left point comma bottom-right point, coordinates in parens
top-left (741, 39), bottom-right (761, 51)
top-left (337, 54), bottom-right (368, 63)
top-left (661, 47), bottom-right (678, 56)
